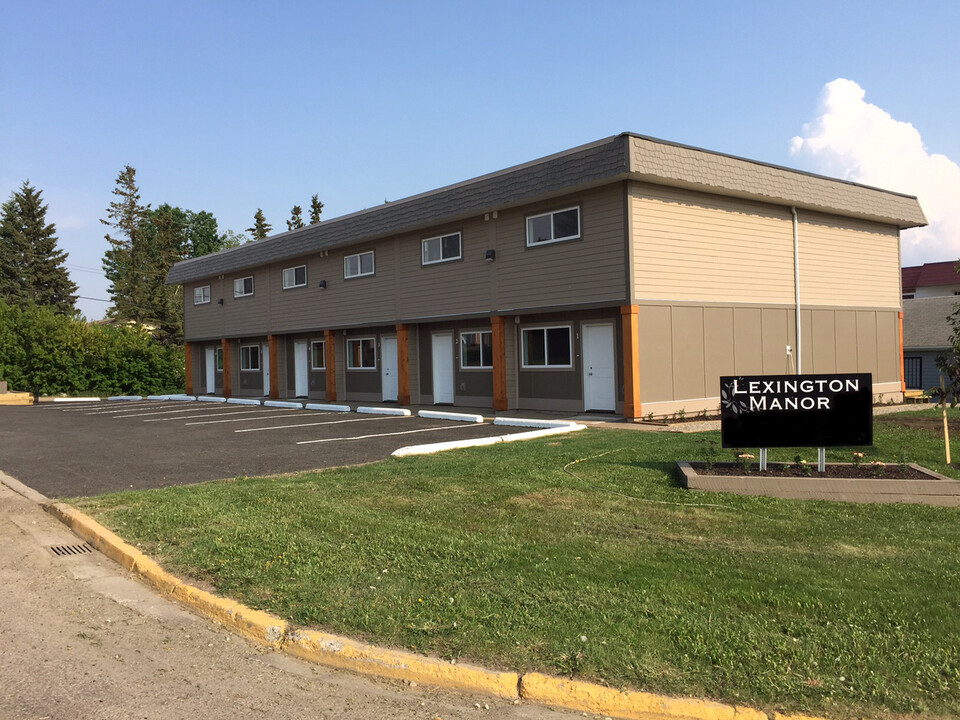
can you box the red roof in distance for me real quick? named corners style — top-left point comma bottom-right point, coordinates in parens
top-left (902, 261), bottom-right (959, 293)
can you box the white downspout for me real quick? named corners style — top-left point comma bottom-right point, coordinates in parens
top-left (792, 206), bottom-right (801, 375)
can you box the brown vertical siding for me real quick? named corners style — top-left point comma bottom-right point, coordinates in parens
top-left (671, 306), bottom-right (705, 400)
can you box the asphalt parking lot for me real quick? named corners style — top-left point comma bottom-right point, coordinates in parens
top-left (0, 399), bottom-right (532, 497)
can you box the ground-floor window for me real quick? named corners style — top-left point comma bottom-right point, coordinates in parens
top-left (240, 344), bottom-right (260, 371)
top-left (347, 337), bottom-right (377, 369)
top-left (521, 326), bottom-right (573, 368)
top-left (215, 347), bottom-right (223, 372)
top-left (311, 339), bottom-right (326, 370)
top-left (460, 330), bottom-right (493, 368)
top-left (904, 356), bottom-right (922, 389)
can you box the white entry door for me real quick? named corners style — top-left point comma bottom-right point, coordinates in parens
top-left (582, 323), bottom-right (616, 412)
top-left (205, 347), bottom-right (216, 394)
top-left (262, 342), bottom-right (270, 396)
top-left (432, 332), bottom-right (454, 404)
top-left (381, 336), bottom-right (398, 402)
top-left (294, 341), bottom-right (308, 397)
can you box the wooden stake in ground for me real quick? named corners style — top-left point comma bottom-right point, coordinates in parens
top-left (942, 376), bottom-right (951, 465)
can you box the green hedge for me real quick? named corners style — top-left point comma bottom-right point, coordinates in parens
top-left (0, 302), bottom-right (185, 397)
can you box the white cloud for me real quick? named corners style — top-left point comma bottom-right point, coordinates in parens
top-left (790, 78), bottom-right (960, 266)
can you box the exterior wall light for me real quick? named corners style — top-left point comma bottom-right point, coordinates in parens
top-left (318, 280), bottom-right (327, 289)
top-left (217, 298), bottom-right (224, 305)
top-left (485, 249), bottom-right (496, 262)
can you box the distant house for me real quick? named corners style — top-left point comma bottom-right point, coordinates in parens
top-left (166, 133), bottom-right (926, 417)
top-left (901, 261), bottom-right (959, 391)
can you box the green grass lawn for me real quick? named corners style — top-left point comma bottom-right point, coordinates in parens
top-left (73, 410), bottom-right (960, 719)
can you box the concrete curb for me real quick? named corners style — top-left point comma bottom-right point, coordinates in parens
top-left (108, 395), bottom-right (143, 401)
top-left (1, 466), bottom-right (827, 720)
top-left (418, 410), bottom-right (484, 423)
top-left (520, 672), bottom-right (768, 720)
top-left (227, 397), bottom-right (262, 406)
top-left (357, 406), bottom-right (412, 416)
top-left (264, 400), bottom-right (304, 409)
top-left (197, 395), bottom-right (228, 403)
top-left (305, 403), bottom-right (351, 412)
top-left (52, 396), bottom-right (101, 403)
top-left (392, 419), bottom-right (586, 457)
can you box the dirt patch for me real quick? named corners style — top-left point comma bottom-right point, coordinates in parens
top-left (876, 414), bottom-right (960, 434)
top-left (689, 461), bottom-right (930, 480)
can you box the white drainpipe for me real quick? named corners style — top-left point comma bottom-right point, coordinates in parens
top-left (792, 206), bottom-right (801, 375)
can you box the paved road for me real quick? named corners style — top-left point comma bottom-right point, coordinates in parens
top-left (0, 402), bottom-right (526, 497)
top-left (0, 477), bottom-right (583, 720)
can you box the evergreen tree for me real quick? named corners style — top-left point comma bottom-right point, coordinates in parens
top-left (309, 194), bottom-right (324, 224)
top-left (0, 181), bottom-right (77, 313)
top-left (246, 209), bottom-right (272, 240)
top-left (287, 205), bottom-right (305, 231)
top-left (101, 165), bottom-right (149, 322)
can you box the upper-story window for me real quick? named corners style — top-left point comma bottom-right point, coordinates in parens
top-left (344, 251), bottom-right (375, 279)
top-left (282, 265), bottom-right (307, 289)
top-left (525, 206), bottom-right (580, 247)
top-left (422, 232), bottom-right (462, 265)
top-left (193, 285), bottom-right (211, 305)
top-left (234, 276), bottom-right (254, 297)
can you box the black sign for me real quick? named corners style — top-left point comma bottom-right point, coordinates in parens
top-left (720, 373), bottom-right (872, 448)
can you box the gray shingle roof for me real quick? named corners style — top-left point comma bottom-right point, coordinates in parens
top-left (168, 133), bottom-right (927, 285)
top-left (903, 296), bottom-right (957, 349)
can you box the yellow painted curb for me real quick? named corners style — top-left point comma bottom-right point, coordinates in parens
top-left (519, 672), bottom-right (768, 720)
top-left (285, 628), bottom-right (519, 699)
top-left (46, 502), bottom-right (287, 648)
top-left (43, 501), bottom-right (828, 720)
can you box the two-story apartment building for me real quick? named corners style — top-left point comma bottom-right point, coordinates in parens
top-left (901, 261), bottom-right (959, 391)
top-left (166, 133), bottom-right (927, 418)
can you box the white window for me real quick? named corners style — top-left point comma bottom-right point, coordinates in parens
top-left (422, 232), bottom-right (462, 265)
top-left (344, 251), bottom-right (375, 278)
top-left (460, 330), bottom-right (493, 369)
top-left (193, 285), bottom-right (211, 305)
top-left (282, 265), bottom-right (307, 289)
top-left (240, 344), bottom-right (260, 371)
top-left (521, 326), bottom-right (573, 368)
top-left (525, 206), bottom-right (581, 246)
top-left (215, 347), bottom-right (223, 372)
top-left (234, 276), bottom-right (254, 297)
top-left (311, 340), bottom-right (325, 370)
top-left (346, 337), bottom-right (376, 369)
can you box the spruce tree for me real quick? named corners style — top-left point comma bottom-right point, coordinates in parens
top-left (101, 165), bottom-right (149, 322)
top-left (287, 205), bottom-right (305, 231)
top-left (246, 209), bottom-right (272, 240)
top-left (309, 194), bottom-right (324, 224)
top-left (0, 182), bottom-right (77, 313)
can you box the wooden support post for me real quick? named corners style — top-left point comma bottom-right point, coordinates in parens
top-left (184, 342), bottom-right (194, 396)
top-left (491, 316), bottom-right (508, 412)
top-left (325, 330), bottom-right (337, 402)
top-left (268, 335), bottom-right (279, 399)
top-left (620, 305), bottom-right (641, 420)
top-left (221, 338), bottom-right (232, 399)
top-left (396, 324), bottom-right (410, 405)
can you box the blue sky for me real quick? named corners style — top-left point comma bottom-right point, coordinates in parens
top-left (3, 1), bottom-right (958, 320)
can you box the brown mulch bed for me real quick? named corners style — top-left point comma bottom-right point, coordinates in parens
top-left (688, 461), bottom-right (931, 480)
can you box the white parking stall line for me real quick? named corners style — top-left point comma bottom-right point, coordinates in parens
top-left (143, 408), bottom-right (284, 422)
top-left (82, 403), bottom-right (196, 416)
top-left (184, 411), bottom-right (307, 426)
top-left (111, 405), bottom-right (260, 419)
top-left (234, 416), bottom-right (392, 433)
top-left (296, 424), bottom-right (477, 445)
top-left (58, 401), bottom-right (159, 413)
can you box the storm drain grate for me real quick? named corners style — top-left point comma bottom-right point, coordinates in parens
top-left (48, 543), bottom-right (94, 557)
